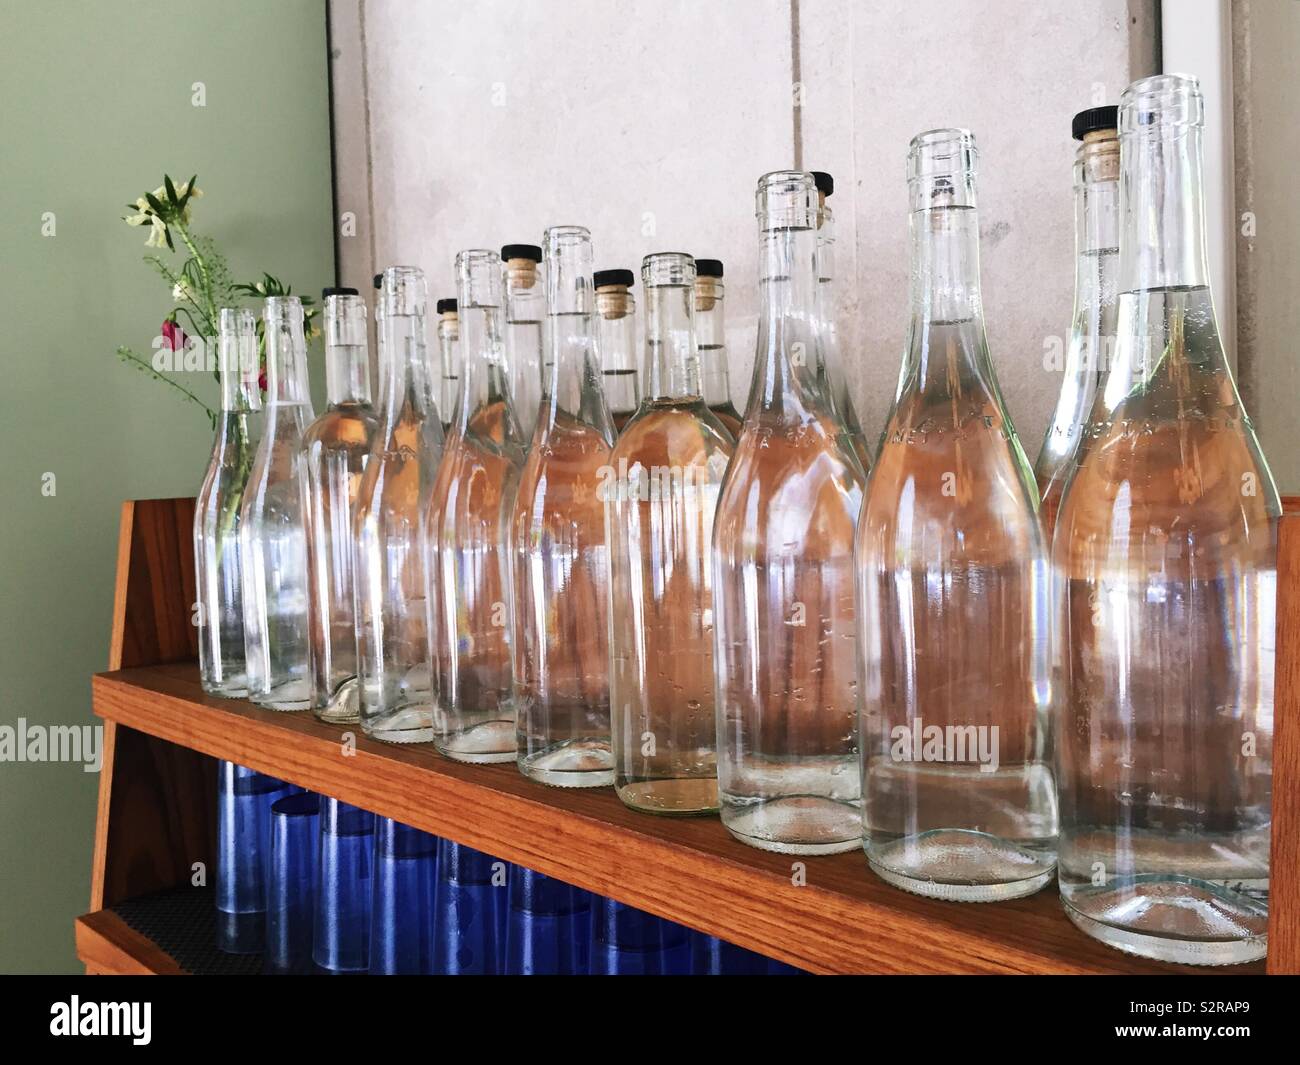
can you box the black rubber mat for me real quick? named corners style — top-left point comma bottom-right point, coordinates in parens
top-left (112, 887), bottom-right (264, 975)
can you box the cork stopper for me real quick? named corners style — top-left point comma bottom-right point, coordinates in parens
top-left (695, 276), bottom-right (722, 312)
top-left (595, 285), bottom-right (631, 319)
top-left (506, 257), bottom-right (539, 290)
top-left (1080, 127), bottom-right (1120, 183)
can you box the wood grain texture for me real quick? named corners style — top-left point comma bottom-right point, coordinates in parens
top-left (1268, 498), bottom-right (1300, 973)
top-left (93, 662), bottom-right (1261, 975)
top-left (74, 910), bottom-right (188, 976)
top-left (92, 498), bottom-right (214, 913)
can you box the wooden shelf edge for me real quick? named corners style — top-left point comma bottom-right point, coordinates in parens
top-left (90, 664), bottom-right (1241, 976)
top-left (75, 910), bottom-right (188, 976)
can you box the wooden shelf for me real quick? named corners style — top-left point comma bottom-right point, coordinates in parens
top-left (90, 660), bottom-right (1251, 976)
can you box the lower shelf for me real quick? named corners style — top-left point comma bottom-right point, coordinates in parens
top-left (90, 662), bottom-right (1264, 975)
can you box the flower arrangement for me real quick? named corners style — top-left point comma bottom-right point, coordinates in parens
top-left (116, 173), bottom-right (317, 427)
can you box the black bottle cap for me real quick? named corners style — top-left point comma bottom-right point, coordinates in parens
top-left (372, 273), bottom-right (383, 290)
top-left (593, 268), bottom-right (634, 288)
top-left (436, 297), bottom-right (458, 314)
top-left (322, 286), bottom-right (359, 299)
top-left (501, 243), bottom-right (542, 262)
top-left (695, 258), bottom-right (724, 279)
top-left (1072, 105), bottom-right (1119, 141)
top-left (811, 171), bottom-right (834, 197)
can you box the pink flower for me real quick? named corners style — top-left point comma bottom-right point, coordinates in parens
top-left (161, 319), bottom-right (187, 352)
top-left (258, 369), bottom-right (268, 392)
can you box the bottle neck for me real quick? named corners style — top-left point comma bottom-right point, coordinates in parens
top-left (325, 338), bottom-right (372, 407)
top-left (380, 312), bottom-right (435, 424)
top-left (750, 225), bottom-right (822, 414)
top-left (596, 291), bottom-right (639, 413)
top-left (265, 316), bottom-right (312, 409)
top-left (456, 301), bottom-right (513, 428)
top-left (438, 317), bottom-right (460, 412)
top-left (644, 283), bottom-right (700, 402)
top-left (1070, 135), bottom-right (1120, 375)
top-left (545, 309), bottom-right (609, 431)
top-left (695, 284), bottom-right (730, 407)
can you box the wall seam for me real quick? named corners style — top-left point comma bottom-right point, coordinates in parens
top-left (790, 0), bottom-right (803, 168)
top-left (359, 0), bottom-right (377, 279)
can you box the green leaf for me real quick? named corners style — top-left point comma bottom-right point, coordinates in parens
top-left (164, 226), bottom-right (175, 252)
top-left (164, 174), bottom-right (178, 206)
top-left (144, 191), bottom-right (166, 216)
top-left (178, 173), bottom-right (198, 213)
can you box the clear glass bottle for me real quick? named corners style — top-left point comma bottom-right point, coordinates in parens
top-left (811, 171), bottom-right (873, 473)
top-left (436, 297), bottom-right (460, 435)
top-left (427, 249), bottom-right (527, 762)
top-left (694, 259), bottom-right (742, 439)
top-left (195, 308), bottom-right (261, 697)
top-left (594, 269), bottom-right (640, 432)
top-left (1034, 108), bottom-right (1120, 537)
top-left (1056, 74), bottom-right (1279, 965)
top-left (503, 243), bottom-right (544, 443)
top-left (302, 288), bottom-right (379, 723)
top-left (354, 266), bottom-right (444, 743)
top-left (241, 296), bottom-right (316, 711)
top-left (714, 171), bottom-right (867, 853)
top-left (510, 226), bottom-right (616, 786)
top-left (607, 252), bottom-right (735, 815)
top-left (856, 129), bottom-right (1057, 899)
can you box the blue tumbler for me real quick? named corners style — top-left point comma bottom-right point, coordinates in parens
top-left (434, 840), bottom-right (505, 974)
top-left (216, 761), bottom-right (295, 954)
top-left (504, 867), bottom-right (591, 975)
top-left (658, 918), bottom-right (693, 975)
top-left (264, 791), bottom-right (320, 974)
top-left (370, 818), bottom-right (438, 975)
top-left (313, 798), bottom-right (374, 974)
top-left (590, 897), bottom-right (678, 975)
top-left (689, 931), bottom-right (771, 975)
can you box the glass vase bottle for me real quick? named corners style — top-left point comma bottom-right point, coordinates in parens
top-left (302, 288), bottom-right (379, 723)
top-left (594, 269), bottom-right (640, 432)
top-left (1034, 107), bottom-right (1120, 537)
top-left (694, 259), bottom-right (741, 438)
top-left (195, 308), bottom-right (261, 697)
top-left (436, 297), bottom-right (460, 435)
top-left (354, 266), bottom-right (444, 743)
top-left (503, 243), bottom-right (544, 443)
top-left (856, 129), bottom-right (1057, 899)
top-left (714, 171), bottom-right (866, 853)
top-left (241, 296), bottom-right (316, 711)
top-left (811, 171), bottom-right (873, 473)
top-left (510, 226), bottom-right (616, 786)
top-left (1056, 74), bottom-right (1279, 965)
top-left (607, 252), bottom-right (735, 815)
top-left (427, 249), bottom-right (527, 762)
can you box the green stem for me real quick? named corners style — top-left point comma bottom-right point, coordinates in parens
top-left (116, 345), bottom-right (216, 421)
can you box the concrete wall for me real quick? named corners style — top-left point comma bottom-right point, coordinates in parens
top-left (1233, 0), bottom-right (1300, 494)
top-left (330, 0), bottom-right (1158, 456)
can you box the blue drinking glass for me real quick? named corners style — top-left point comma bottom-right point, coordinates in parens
top-left (590, 897), bottom-right (679, 975)
top-left (689, 930), bottom-right (771, 975)
top-left (313, 798), bottom-right (374, 974)
top-left (370, 818), bottom-right (438, 975)
top-left (504, 867), bottom-right (591, 975)
top-left (433, 840), bottom-right (505, 974)
top-left (216, 760), bottom-right (295, 954)
top-left (264, 791), bottom-right (320, 974)
top-left (658, 917), bottom-right (693, 975)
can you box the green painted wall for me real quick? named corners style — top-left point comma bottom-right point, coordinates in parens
top-left (0, 0), bottom-right (335, 972)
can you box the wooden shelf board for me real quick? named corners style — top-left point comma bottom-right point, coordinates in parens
top-left (92, 661), bottom-right (1260, 976)
top-left (75, 909), bottom-right (188, 976)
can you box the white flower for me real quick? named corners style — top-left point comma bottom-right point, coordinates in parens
top-left (145, 217), bottom-right (168, 248)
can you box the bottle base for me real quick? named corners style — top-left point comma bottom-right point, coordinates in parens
top-left (203, 684), bottom-right (250, 700)
top-left (314, 677), bottom-right (360, 725)
top-left (616, 777), bottom-right (719, 817)
top-left (436, 718), bottom-right (516, 764)
top-left (251, 678), bottom-right (312, 713)
top-left (722, 795), bottom-right (860, 855)
top-left (519, 740), bottom-right (614, 788)
top-left (1061, 879), bottom-right (1268, 966)
top-left (362, 701), bottom-right (434, 744)
top-left (865, 829), bottom-right (1056, 902)
top-left (251, 697), bottom-right (312, 713)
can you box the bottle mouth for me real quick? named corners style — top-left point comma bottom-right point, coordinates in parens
top-left (262, 295), bottom-right (303, 323)
top-left (1120, 73), bottom-right (1204, 133)
top-left (755, 170), bottom-right (818, 230)
top-left (642, 252), bottom-right (695, 288)
top-left (382, 265), bottom-right (427, 317)
top-left (907, 128), bottom-right (978, 182)
top-left (455, 249), bottom-right (502, 308)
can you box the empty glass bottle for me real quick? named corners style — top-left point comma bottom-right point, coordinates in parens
top-left (196, 308), bottom-right (260, 698)
top-left (302, 289), bottom-right (379, 723)
top-left (812, 171), bottom-right (873, 472)
top-left (856, 129), bottom-right (1057, 899)
top-left (594, 269), bottom-right (640, 432)
top-left (503, 243), bottom-right (544, 442)
top-left (714, 171), bottom-right (866, 853)
top-left (354, 267), bottom-right (444, 743)
top-left (1056, 74), bottom-right (1279, 965)
top-left (607, 252), bottom-right (734, 815)
top-left (436, 297), bottom-right (460, 435)
top-left (241, 296), bottom-right (316, 711)
top-left (1034, 107), bottom-right (1120, 537)
top-left (694, 259), bottom-right (741, 438)
top-left (427, 249), bottom-right (527, 762)
top-left (510, 227), bottom-right (616, 786)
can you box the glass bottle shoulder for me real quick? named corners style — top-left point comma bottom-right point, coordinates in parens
top-left (611, 399), bottom-right (734, 470)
